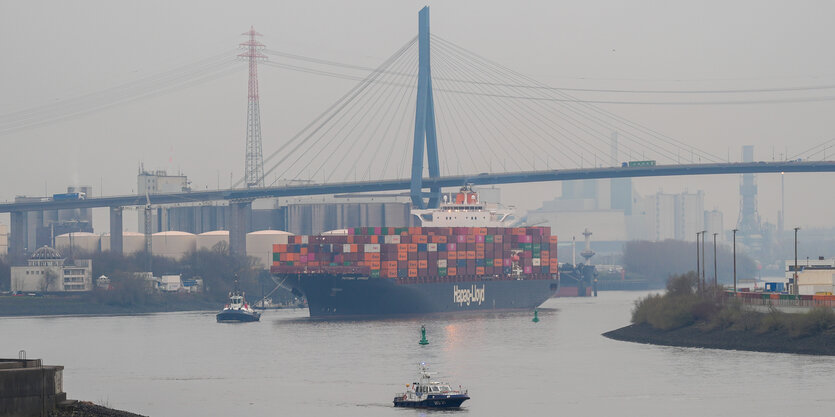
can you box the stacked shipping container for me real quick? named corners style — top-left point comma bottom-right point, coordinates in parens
top-left (272, 227), bottom-right (558, 282)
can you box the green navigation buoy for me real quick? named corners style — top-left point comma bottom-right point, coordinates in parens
top-left (419, 324), bottom-right (429, 345)
top-left (532, 309), bottom-right (540, 323)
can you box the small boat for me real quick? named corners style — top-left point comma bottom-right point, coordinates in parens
top-left (216, 282), bottom-right (261, 323)
top-left (393, 363), bottom-right (469, 408)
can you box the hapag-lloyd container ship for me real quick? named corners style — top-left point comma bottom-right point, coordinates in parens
top-left (270, 186), bottom-right (559, 317)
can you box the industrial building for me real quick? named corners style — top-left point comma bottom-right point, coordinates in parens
top-left (786, 257), bottom-right (835, 295)
top-left (10, 246), bottom-right (93, 292)
top-left (13, 186), bottom-right (94, 255)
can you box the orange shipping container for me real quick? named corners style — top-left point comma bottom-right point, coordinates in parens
top-left (419, 260), bottom-right (428, 269)
top-left (448, 251), bottom-right (458, 260)
top-left (397, 252), bottom-right (408, 261)
top-left (448, 267), bottom-right (457, 276)
top-left (300, 247), bottom-right (308, 255)
top-left (467, 251), bottom-right (476, 260)
top-left (549, 236), bottom-right (558, 244)
top-left (413, 235), bottom-right (428, 244)
top-left (476, 267), bottom-right (485, 275)
top-left (494, 235), bottom-right (503, 243)
top-left (466, 235), bottom-right (476, 243)
top-left (476, 251), bottom-right (485, 259)
top-left (476, 243), bottom-right (485, 251)
top-left (408, 260), bottom-right (418, 269)
top-left (408, 268), bottom-right (418, 277)
top-left (408, 244), bottom-right (418, 252)
top-left (477, 227), bottom-right (488, 236)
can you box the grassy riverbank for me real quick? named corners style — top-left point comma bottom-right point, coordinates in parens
top-left (0, 294), bottom-right (219, 317)
top-left (603, 272), bottom-right (835, 355)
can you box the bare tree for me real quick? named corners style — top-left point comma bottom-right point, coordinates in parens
top-left (41, 268), bottom-right (59, 293)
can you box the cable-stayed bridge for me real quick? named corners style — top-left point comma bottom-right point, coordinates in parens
top-left (3, 7), bottom-right (835, 259)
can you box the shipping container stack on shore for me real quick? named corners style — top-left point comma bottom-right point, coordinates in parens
top-left (271, 227), bottom-right (558, 283)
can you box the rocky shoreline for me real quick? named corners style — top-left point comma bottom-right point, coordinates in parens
top-left (49, 401), bottom-right (146, 417)
top-left (603, 322), bottom-right (835, 356)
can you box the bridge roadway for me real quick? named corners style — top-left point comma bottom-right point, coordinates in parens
top-left (3, 160), bottom-right (834, 258)
top-left (2, 160), bottom-right (834, 213)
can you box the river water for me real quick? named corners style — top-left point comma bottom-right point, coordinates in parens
top-left (2, 291), bottom-right (834, 416)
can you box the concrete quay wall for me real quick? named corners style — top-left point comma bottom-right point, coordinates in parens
top-left (0, 359), bottom-right (65, 417)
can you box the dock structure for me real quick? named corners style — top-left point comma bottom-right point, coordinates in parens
top-left (0, 357), bottom-right (66, 417)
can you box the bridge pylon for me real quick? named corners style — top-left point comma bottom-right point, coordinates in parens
top-left (410, 6), bottom-right (441, 209)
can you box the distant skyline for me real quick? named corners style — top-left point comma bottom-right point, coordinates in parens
top-left (2, 0), bottom-right (835, 233)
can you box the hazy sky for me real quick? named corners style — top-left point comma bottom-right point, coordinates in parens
top-left (2, 1), bottom-right (835, 233)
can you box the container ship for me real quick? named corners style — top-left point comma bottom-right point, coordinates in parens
top-left (270, 186), bottom-right (559, 317)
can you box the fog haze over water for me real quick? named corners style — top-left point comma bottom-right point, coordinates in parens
top-left (2, 1), bottom-right (835, 231)
top-left (2, 293), bottom-right (834, 416)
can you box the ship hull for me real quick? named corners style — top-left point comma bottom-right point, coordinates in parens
top-left (393, 395), bottom-right (470, 408)
top-left (296, 275), bottom-right (559, 318)
top-left (216, 310), bottom-right (261, 323)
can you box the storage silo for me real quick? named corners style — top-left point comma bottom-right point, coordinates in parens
top-left (197, 230), bottom-right (229, 252)
top-left (55, 232), bottom-right (101, 254)
top-left (101, 232), bottom-right (146, 255)
top-left (246, 230), bottom-right (293, 268)
top-left (152, 231), bottom-right (197, 259)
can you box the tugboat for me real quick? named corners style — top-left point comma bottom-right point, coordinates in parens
top-left (393, 363), bottom-right (469, 408)
top-left (216, 281), bottom-right (261, 323)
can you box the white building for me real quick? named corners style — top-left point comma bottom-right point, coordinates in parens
top-left (0, 223), bottom-right (8, 255)
top-left (786, 258), bottom-right (835, 295)
top-left (704, 209), bottom-right (724, 242)
top-left (11, 246), bottom-right (93, 292)
top-left (138, 166), bottom-right (190, 195)
top-left (631, 190), bottom-right (705, 242)
top-left (159, 275), bottom-right (182, 292)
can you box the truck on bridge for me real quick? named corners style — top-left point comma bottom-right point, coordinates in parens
top-left (622, 160), bottom-right (656, 168)
top-left (52, 192), bottom-right (86, 201)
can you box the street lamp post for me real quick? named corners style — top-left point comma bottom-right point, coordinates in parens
top-left (794, 227), bottom-right (800, 295)
top-left (713, 232), bottom-right (718, 289)
top-left (732, 229), bottom-right (738, 293)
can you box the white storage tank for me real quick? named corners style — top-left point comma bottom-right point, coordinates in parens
top-left (101, 232), bottom-right (146, 255)
top-left (197, 230), bottom-right (229, 252)
top-left (152, 231), bottom-right (197, 259)
top-left (55, 232), bottom-right (101, 254)
top-left (246, 230), bottom-right (293, 268)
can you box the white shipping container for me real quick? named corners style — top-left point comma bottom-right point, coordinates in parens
top-left (343, 244), bottom-right (352, 253)
top-left (427, 243), bottom-right (437, 252)
top-left (438, 259), bottom-right (447, 268)
top-left (532, 258), bottom-right (541, 266)
top-left (384, 235), bottom-right (401, 244)
top-left (364, 244), bottom-right (381, 253)
top-left (301, 236), bottom-right (309, 244)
